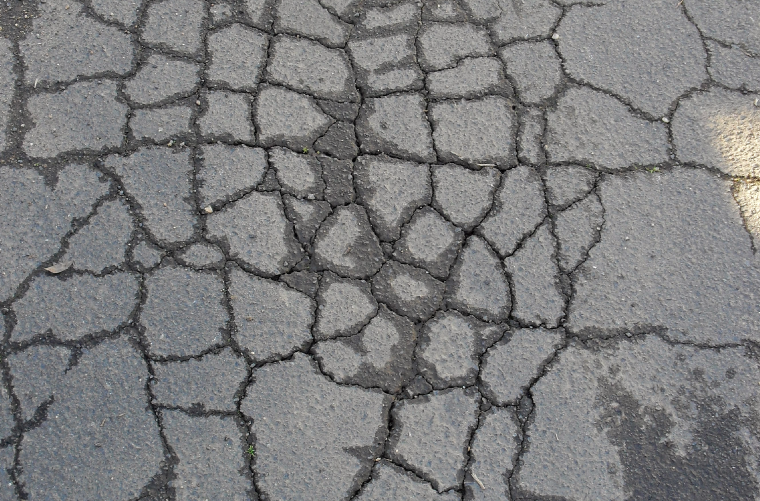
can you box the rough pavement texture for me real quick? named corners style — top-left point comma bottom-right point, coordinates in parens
top-left (0, 0), bottom-right (759, 499)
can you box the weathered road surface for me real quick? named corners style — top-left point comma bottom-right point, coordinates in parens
top-left (0, 0), bottom-right (759, 499)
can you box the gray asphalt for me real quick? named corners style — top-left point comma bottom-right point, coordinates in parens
top-left (0, 0), bottom-right (759, 499)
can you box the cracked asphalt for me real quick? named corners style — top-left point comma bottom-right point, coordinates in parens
top-left (0, 0), bottom-right (759, 499)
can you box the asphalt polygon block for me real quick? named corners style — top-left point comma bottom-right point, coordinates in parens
top-left (349, 34), bottom-right (424, 97)
top-left (557, 0), bottom-right (706, 116)
top-left (544, 165), bottom-right (596, 209)
top-left (269, 147), bottom-right (325, 199)
top-left (24, 81), bottom-right (127, 158)
top-left (105, 147), bottom-right (197, 243)
top-left (63, 199), bottom-right (133, 273)
top-left (684, 0), bottom-right (760, 53)
top-left (206, 191), bottom-right (303, 275)
top-left (318, 100), bottom-right (361, 121)
top-left (417, 310), bottom-right (502, 389)
top-left (162, 412), bottom-right (252, 501)
top-left (230, 266), bottom-right (314, 362)
top-left (388, 387), bottom-right (480, 492)
top-left (707, 42), bottom-right (760, 92)
top-left (90, 0), bottom-right (140, 26)
top-left (313, 305), bottom-right (416, 393)
top-left (282, 196), bottom-right (331, 244)
top-left (281, 270), bottom-right (320, 297)
top-left (466, 406), bottom-right (519, 501)
top-left (446, 235), bottom-right (511, 322)
top-left (477, 164), bottom-right (546, 257)
top-left (555, 193), bottom-right (603, 272)
top-left (0, 447), bottom-right (13, 500)
top-left (241, 353), bottom-right (390, 500)
top-left (176, 242), bottom-right (226, 268)
top-left (519, 335), bottom-right (760, 500)
top-left (360, 2), bottom-right (420, 31)
top-left (13, 273), bottom-right (138, 343)
top-left (500, 41), bottom-right (562, 104)
top-left (356, 461), bottom-right (460, 501)
top-left (0, 164), bottom-right (108, 301)
top-left (125, 54), bottom-right (199, 105)
top-left (130, 106), bottom-right (194, 142)
top-left (199, 91), bottom-right (253, 142)
top-left (568, 168), bottom-right (760, 344)
top-left (152, 348), bottom-right (247, 411)
top-left (462, 0), bottom-right (500, 21)
top-left (274, 0), bottom-right (351, 48)
top-left (314, 121), bottom-right (358, 160)
top-left (142, 266), bottom-right (227, 357)
top-left (517, 107), bottom-right (546, 165)
top-left (142, 0), bottom-right (206, 55)
top-left (245, 0), bottom-right (272, 28)
top-left (20, 0), bottom-right (133, 84)
top-left (418, 23), bottom-right (492, 71)
top-left (0, 39), bottom-right (12, 153)
top-left (372, 261), bottom-right (444, 322)
top-left (357, 93), bottom-right (437, 163)
top-left (430, 97), bottom-right (516, 167)
top-left (19, 338), bottom-right (163, 501)
top-left (546, 87), bottom-right (669, 170)
top-left (0, 385), bottom-right (12, 443)
top-left (504, 223), bottom-right (564, 327)
top-left (481, 327), bottom-right (563, 405)
top-left (198, 144), bottom-right (267, 207)
top-left (422, 0), bottom-right (466, 21)
top-left (207, 23), bottom-right (268, 91)
top-left (313, 204), bottom-right (384, 279)
top-left (734, 180), bottom-right (760, 245)
top-left (393, 207), bottom-right (464, 280)
top-left (320, 156), bottom-right (355, 206)
top-left (130, 238), bottom-right (163, 270)
top-left (426, 57), bottom-right (508, 100)
top-left (268, 35), bottom-right (357, 101)
top-left (431, 164), bottom-right (500, 231)
top-left (8, 344), bottom-right (70, 421)
top-left (672, 88), bottom-right (760, 176)
top-left (490, 0), bottom-right (561, 43)
top-left (255, 86), bottom-right (334, 150)
top-left (355, 155), bottom-right (431, 241)
top-left (314, 272), bottom-right (377, 340)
